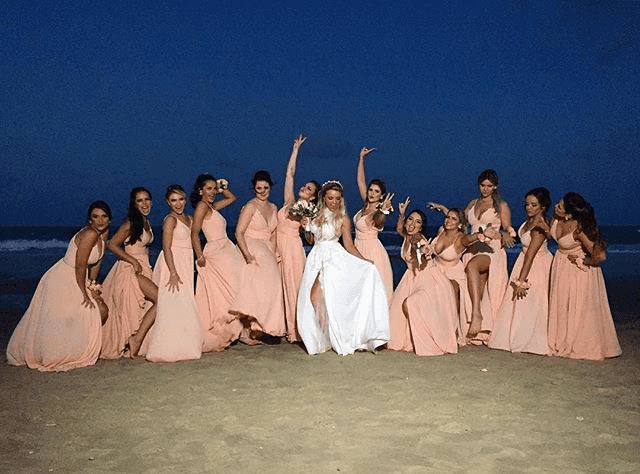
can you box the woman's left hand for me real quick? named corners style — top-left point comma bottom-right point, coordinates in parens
top-left (502, 232), bottom-right (516, 248)
top-left (380, 193), bottom-right (394, 213)
top-left (166, 273), bottom-right (182, 292)
top-left (81, 293), bottom-right (95, 309)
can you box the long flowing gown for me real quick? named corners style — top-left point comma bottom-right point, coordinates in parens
top-left (353, 209), bottom-right (394, 301)
top-left (100, 228), bottom-right (153, 359)
top-left (142, 218), bottom-right (202, 362)
top-left (387, 237), bottom-right (459, 356)
top-left (463, 204), bottom-right (508, 340)
top-left (431, 232), bottom-right (471, 346)
top-left (229, 204), bottom-right (285, 337)
top-left (547, 221), bottom-right (621, 360)
top-left (488, 223), bottom-right (552, 355)
top-left (7, 233), bottom-right (104, 371)
top-left (195, 209), bottom-right (245, 352)
top-left (276, 206), bottom-right (306, 342)
top-left (296, 211), bottom-right (389, 355)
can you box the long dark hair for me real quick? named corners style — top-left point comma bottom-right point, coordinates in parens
top-left (477, 169), bottom-right (501, 213)
top-left (563, 192), bottom-right (604, 246)
top-left (87, 200), bottom-right (112, 222)
top-left (525, 187), bottom-right (551, 218)
top-left (127, 187), bottom-right (151, 245)
top-left (190, 174), bottom-right (216, 209)
top-left (406, 209), bottom-right (428, 237)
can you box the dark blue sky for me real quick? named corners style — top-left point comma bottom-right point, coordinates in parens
top-left (2, 0), bottom-right (639, 226)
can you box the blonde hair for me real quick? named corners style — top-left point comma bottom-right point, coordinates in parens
top-left (314, 181), bottom-right (346, 233)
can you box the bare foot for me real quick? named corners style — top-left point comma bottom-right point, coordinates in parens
top-left (124, 335), bottom-right (142, 358)
top-left (466, 314), bottom-right (482, 339)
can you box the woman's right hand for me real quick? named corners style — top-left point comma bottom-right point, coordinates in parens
top-left (359, 146), bottom-right (375, 159)
top-left (398, 197), bottom-right (410, 215)
top-left (132, 259), bottom-right (143, 274)
top-left (196, 256), bottom-right (206, 267)
top-left (244, 253), bottom-right (256, 265)
top-left (81, 293), bottom-right (95, 309)
top-left (293, 134), bottom-right (306, 151)
top-left (166, 273), bottom-right (183, 292)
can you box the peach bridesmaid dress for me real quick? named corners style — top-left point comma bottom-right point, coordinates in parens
top-left (100, 228), bottom-right (153, 359)
top-left (143, 218), bottom-right (202, 362)
top-left (489, 223), bottom-right (552, 355)
top-left (387, 237), bottom-right (459, 356)
top-left (463, 204), bottom-right (508, 340)
top-left (7, 233), bottom-right (104, 371)
top-left (229, 206), bottom-right (285, 337)
top-left (195, 209), bottom-right (245, 352)
top-left (353, 209), bottom-right (393, 301)
top-left (547, 221), bottom-right (621, 360)
top-left (431, 232), bottom-right (471, 346)
top-left (276, 206), bottom-right (305, 342)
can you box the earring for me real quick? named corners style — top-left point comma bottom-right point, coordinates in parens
top-left (199, 190), bottom-right (203, 195)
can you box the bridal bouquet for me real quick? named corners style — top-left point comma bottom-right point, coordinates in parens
top-left (289, 200), bottom-right (319, 219)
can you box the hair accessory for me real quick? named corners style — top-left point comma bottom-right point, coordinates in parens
top-left (321, 180), bottom-right (342, 189)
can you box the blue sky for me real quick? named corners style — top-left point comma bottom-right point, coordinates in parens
top-left (2, 0), bottom-right (639, 226)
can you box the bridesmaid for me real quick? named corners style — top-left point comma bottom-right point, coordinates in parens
top-left (229, 170), bottom-right (285, 342)
top-left (387, 200), bottom-right (459, 356)
top-left (354, 146), bottom-right (394, 301)
top-left (433, 170), bottom-right (514, 342)
top-left (276, 134), bottom-right (320, 343)
top-left (143, 185), bottom-right (202, 362)
top-left (427, 205), bottom-right (473, 345)
top-left (7, 201), bottom-right (111, 371)
top-left (191, 174), bottom-right (247, 351)
top-left (489, 188), bottom-right (553, 355)
top-left (547, 192), bottom-right (621, 360)
top-left (101, 187), bottom-right (157, 358)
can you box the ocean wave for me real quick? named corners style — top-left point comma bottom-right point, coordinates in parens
top-left (0, 239), bottom-right (70, 251)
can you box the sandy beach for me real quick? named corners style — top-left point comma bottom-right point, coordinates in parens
top-left (1, 279), bottom-right (639, 473)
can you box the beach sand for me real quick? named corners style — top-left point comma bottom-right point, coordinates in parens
top-left (1, 256), bottom-right (639, 473)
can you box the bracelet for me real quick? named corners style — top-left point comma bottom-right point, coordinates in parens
top-left (513, 279), bottom-right (530, 290)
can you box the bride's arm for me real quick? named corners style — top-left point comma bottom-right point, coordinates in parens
top-left (340, 215), bottom-right (368, 261)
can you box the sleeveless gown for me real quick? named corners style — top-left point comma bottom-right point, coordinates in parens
top-left (488, 222), bottom-right (552, 355)
top-left (547, 221), bottom-right (621, 360)
top-left (353, 209), bottom-right (394, 301)
top-left (143, 218), bottom-right (202, 362)
top-left (195, 209), bottom-right (245, 352)
top-left (463, 205), bottom-right (508, 340)
top-left (100, 228), bottom-right (154, 359)
top-left (431, 232), bottom-right (471, 346)
top-left (276, 205), bottom-right (306, 342)
top-left (297, 211), bottom-right (389, 355)
top-left (7, 232), bottom-right (104, 371)
top-left (387, 237), bottom-right (459, 356)
top-left (229, 205), bottom-right (285, 337)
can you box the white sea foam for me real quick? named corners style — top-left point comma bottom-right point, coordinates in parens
top-left (0, 239), bottom-right (69, 252)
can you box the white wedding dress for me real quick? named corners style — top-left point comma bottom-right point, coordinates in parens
top-left (296, 211), bottom-right (390, 355)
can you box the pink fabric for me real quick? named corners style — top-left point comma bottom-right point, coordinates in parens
top-left (276, 206), bottom-right (306, 342)
top-left (387, 237), bottom-right (458, 356)
top-left (100, 228), bottom-right (153, 359)
top-left (195, 210), bottom-right (245, 352)
top-left (353, 209), bottom-right (393, 301)
top-left (489, 222), bottom-right (552, 355)
top-left (7, 233), bottom-right (104, 371)
top-left (547, 221), bottom-right (621, 360)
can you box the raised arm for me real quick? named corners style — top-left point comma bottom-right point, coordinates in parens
top-left (427, 202), bottom-right (449, 214)
top-left (357, 146), bottom-right (376, 201)
top-left (162, 215), bottom-right (182, 292)
top-left (75, 228), bottom-right (100, 308)
top-left (235, 202), bottom-right (257, 264)
top-left (396, 196), bottom-right (410, 236)
top-left (284, 134), bottom-right (306, 206)
top-left (191, 202), bottom-right (208, 267)
top-left (213, 188), bottom-right (237, 211)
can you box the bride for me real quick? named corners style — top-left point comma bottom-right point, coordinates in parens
top-left (296, 181), bottom-right (390, 355)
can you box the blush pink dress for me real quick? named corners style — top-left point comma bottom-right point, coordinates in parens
top-left (489, 222), bottom-right (552, 355)
top-left (195, 209), bottom-right (245, 352)
top-left (547, 221), bottom-right (621, 360)
top-left (387, 237), bottom-right (459, 356)
top-left (353, 209), bottom-right (393, 301)
top-left (100, 228), bottom-right (153, 359)
top-left (143, 218), bottom-right (202, 362)
top-left (276, 206), bottom-right (306, 342)
top-left (463, 204), bottom-right (508, 341)
top-left (229, 204), bottom-right (285, 337)
top-left (431, 232), bottom-right (471, 346)
top-left (7, 232), bottom-right (104, 371)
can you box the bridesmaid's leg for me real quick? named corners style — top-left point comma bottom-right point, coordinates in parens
top-left (465, 255), bottom-right (490, 338)
top-left (127, 274), bottom-right (158, 357)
